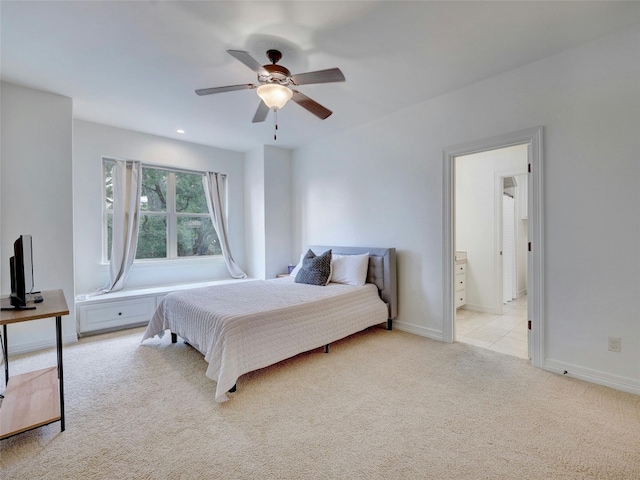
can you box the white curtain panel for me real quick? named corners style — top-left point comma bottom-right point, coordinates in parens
top-left (102, 160), bottom-right (142, 293)
top-left (503, 194), bottom-right (517, 303)
top-left (203, 172), bottom-right (247, 279)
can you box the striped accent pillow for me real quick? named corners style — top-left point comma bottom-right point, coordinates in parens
top-left (294, 249), bottom-right (332, 286)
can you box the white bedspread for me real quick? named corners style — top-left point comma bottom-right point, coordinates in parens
top-left (141, 277), bottom-right (388, 402)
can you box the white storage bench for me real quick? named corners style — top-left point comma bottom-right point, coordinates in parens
top-left (76, 279), bottom-right (250, 334)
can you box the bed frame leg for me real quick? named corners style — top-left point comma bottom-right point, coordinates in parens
top-left (228, 384), bottom-right (237, 393)
top-left (171, 332), bottom-right (177, 343)
top-left (324, 344), bottom-right (329, 353)
top-left (387, 319), bottom-right (393, 331)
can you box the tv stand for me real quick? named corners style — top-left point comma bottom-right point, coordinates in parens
top-left (0, 289), bottom-right (68, 440)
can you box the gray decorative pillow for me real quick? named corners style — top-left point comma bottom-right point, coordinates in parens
top-left (294, 249), bottom-right (332, 286)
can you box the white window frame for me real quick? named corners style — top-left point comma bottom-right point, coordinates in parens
top-left (102, 158), bottom-right (223, 263)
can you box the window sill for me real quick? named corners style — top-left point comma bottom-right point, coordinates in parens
top-left (99, 256), bottom-right (225, 268)
top-left (76, 277), bottom-right (252, 303)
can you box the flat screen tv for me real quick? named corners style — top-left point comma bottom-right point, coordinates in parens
top-left (8, 234), bottom-right (35, 309)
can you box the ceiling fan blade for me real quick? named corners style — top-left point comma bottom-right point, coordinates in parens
top-left (290, 68), bottom-right (345, 86)
top-left (195, 84), bottom-right (255, 96)
top-left (252, 100), bottom-right (270, 123)
top-left (291, 90), bottom-right (333, 120)
top-left (227, 50), bottom-right (269, 76)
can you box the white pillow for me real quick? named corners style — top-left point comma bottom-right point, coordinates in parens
top-left (289, 253), bottom-right (305, 277)
top-left (330, 253), bottom-right (369, 286)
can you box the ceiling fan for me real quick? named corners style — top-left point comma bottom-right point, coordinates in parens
top-left (196, 49), bottom-right (345, 125)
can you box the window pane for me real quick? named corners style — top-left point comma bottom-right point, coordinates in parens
top-left (175, 172), bottom-right (208, 214)
top-left (141, 168), bottom-right (167, 212)
top-left (136, 215), bottom-right (167, 259)
top-left (106, 212), bottom-right (113, 260)
top-left (177, 216), bottom-right (221, 256)
top-left (104, 162), bottom-right (114, 211)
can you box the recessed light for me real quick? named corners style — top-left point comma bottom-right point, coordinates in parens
top-left (177, 129), bottom-right (185, 134)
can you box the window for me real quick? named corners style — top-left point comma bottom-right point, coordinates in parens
top-left (103, 160), bottom-right (222, 261)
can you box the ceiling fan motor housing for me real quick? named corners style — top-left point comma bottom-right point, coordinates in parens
top-left (260, 64), bottom-right (291, 85)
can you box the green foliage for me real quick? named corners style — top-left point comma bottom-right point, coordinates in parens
top-left (106, 213), bottom-right (113, 260)
top-left (175, 172), bottom-right (208, 213)
top-left (140, 168), bottom-right (167, 212)
top-left (137, 215), bottom-right (167, 259)
top-left (177, 217), bottom-right (222, 256)
top-left (104, 162), bottom-right (114, 211)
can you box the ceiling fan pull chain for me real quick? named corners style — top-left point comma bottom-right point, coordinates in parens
top-left (274, 109), bottom-right (278, 140)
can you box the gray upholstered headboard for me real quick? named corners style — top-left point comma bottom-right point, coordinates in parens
top-left (309, 246), bottom-right (397, 321)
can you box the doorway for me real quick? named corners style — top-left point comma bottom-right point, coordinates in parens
top-left (442, 127), bottom-right (544, 368)
top-left (454, 146), bottom-right (528, 358)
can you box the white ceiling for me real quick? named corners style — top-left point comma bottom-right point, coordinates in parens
top-left (2, 1), bottom-right (639, 152)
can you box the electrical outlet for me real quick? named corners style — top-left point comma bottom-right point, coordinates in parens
top-left (608, 337), bottom-right (621, 352)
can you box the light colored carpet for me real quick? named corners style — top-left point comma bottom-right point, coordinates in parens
top-left (1, 326), bottom-right (639, 479)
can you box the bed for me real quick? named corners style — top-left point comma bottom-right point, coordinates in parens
top-left (141, 246), bottom-right (397, 402)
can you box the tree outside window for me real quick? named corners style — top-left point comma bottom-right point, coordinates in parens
top-left (174, 171), bottom-right (221, 257)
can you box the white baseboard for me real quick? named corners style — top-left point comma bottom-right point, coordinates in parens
top-left (5, 334), bottom-right (78, 356)
top-left (544, 359), bottom-right (640, 396)
top-left (394, 321), bottom-right (443, 342)
top-left (464, 303), bottom-right (499, 315)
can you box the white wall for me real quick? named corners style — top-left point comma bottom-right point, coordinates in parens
top-left (1, 82), bottom-right (76, 351)
top-left (244, 147), bottom-right (266, 279)
top-left (456, 145), bottom-right (527, 313)
top-left (244, 145), bottom-right (293, 279)
top-left (73, 120), bottom-right (246, 294)
top-left (264, 146), bottom-right (292, 278)
top-left (292, 26), bottom-right (640, 393)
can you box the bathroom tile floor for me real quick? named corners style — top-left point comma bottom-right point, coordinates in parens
top-left (455, 295), bottom-right (529, 359)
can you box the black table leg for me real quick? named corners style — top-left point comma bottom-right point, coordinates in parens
top-left (1, 324), bottom-right (7, 398)
top-left (2, 324), bottom-right (7, 385)
top-left (56, 315), bottom-right (65, 432)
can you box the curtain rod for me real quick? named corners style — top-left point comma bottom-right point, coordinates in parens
top-left (103, 156), bottom-right (226, 177)
top-left (142, 163), bottom-right (227, 178)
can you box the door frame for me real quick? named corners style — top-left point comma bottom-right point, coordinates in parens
top-left (443, 127), bottom-right (544, 368)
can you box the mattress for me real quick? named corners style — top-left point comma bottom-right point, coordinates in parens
top-left (142, 277), bottom-right (388, 402)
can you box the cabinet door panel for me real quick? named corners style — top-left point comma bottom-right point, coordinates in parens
top-left (79, 297), bottom-right (155, 332)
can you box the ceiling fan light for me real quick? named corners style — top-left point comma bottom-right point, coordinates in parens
top-left (256, 84), bottom-right (293, 110)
